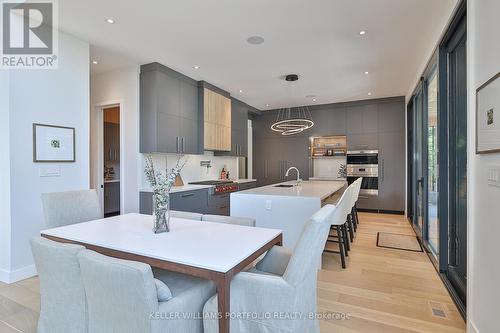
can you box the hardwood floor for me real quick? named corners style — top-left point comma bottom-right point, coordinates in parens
top-left (319, 212), bottom-right (465, 333)
top-left (0, 213), bottom-right (465, 333)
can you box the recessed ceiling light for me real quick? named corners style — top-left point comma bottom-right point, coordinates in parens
top-left (92, 60), bottom-right (98, 65)
top-left (359, 30), bottom-right (366, 35)
top-left (246, 36), bottom-right (265, 45)
top-left (364, 71), bottom-right (369, 75)
top-left (266, 104), bottom-right (269, 107)
top-left (368, 92), bottom-right (372, 96)
top-left (193, 65), bottom-right (200, 70)
top-left (312, 98), bottom-right (317, 102)
top-left (239, 89), bottom-right (243, 93)
top-left (105, 18), bottom-right (115, 24)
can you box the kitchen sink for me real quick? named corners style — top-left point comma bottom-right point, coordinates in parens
top-left (274, 184), bottom-right (294, 188)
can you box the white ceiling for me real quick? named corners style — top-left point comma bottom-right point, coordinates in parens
top-left (59, 0), bottom-right (457, 110)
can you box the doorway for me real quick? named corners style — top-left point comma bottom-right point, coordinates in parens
top-left (102, 106), bottom-right (121, 217)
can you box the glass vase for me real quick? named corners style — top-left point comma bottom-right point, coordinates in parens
top-left (153, 191), bottom-right (170, 233)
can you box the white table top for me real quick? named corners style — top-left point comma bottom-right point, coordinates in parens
top-left (232, 180), bottom-right (346, 201)
top-left (41, 213), bottom-right (282, 273)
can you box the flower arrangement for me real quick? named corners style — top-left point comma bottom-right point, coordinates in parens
top-left (144, 154), bottom-right (187, 233)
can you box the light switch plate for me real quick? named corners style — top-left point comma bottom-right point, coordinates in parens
top-left (265, 200), bottom-right (272, 210)
top-left (488, 167), bottom-right (500, 188)
top-left (39, 166), bottom-right (61, 177)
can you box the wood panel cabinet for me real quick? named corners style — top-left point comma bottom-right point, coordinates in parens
top-left (202, 88), bottom-right (231, 151)
top-left (140, 62), bottom-right (200, 154)
top-left (104, 122), bottom-right (120, 162)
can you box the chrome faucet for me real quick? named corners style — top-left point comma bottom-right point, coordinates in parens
top-left (285, 167), bottom-right (302, 185)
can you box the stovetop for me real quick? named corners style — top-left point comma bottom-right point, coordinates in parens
top-left (189, 180), bottom-right (234, 186)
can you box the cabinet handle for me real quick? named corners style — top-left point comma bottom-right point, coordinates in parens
top-left (114, 149), bottom-right (117, 161)
top-left (381, 159), bottom-right (385, 182)
top-left (220, 205), bottom-right (228, 209)
top-left (108, 148), bottom-right (112, 161)
top-left (176, 137), bottom-right (179, 153)
top-left (359, 196), bottom-right (369, 200)
top-left (182, 137), bottom-right (185, 153)
top-left (264, 160), bottom-right (268, 178)
top-left (181, 193), bottom-right (194, 198)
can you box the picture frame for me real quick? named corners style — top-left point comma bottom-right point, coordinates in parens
top-left (33, 123), bottom-right (75, 162)
top-left (476, 72), bottom-right (500, 154)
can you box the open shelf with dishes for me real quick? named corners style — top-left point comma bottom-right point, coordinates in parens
top-left (309, 135), bottom-right (347, 158)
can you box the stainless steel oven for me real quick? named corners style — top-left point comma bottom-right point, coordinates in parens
top-left (347, 150), bottom-right (378, 196)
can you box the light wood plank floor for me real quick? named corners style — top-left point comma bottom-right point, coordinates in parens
top-left (0, 213), bottom-right (465, 333)
top-left (319, 212), bottom-right (465, 333)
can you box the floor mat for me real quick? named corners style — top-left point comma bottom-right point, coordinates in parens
top-left (376, 232), bottom-right (423, 252)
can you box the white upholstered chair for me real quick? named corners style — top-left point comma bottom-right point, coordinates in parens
top-left (202, 204), bottom-right (337, 333)
top-left (201, 214), bottom-right (256, 227)
top-left (169, 210), bottom-right (203, 221)
top-left (30, 236), bottom-right (88, 333)
top-left (78, 250), bottom-right (215, 333)
top-left (41, 189), bottom-right (103, 228)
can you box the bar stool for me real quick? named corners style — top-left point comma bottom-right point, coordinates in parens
top-left (324, 184), bottom-right (355, 268)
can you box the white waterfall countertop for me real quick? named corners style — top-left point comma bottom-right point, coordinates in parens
top-left (234, 180), bottom-right (346, 201)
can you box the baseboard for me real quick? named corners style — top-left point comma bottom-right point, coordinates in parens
top-left (0, 264), bottom-right (37, 284)
top-left (469, 321), bottom-right (479, 333)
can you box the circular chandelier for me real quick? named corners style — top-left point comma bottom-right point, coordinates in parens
top-left (270, 74), bottom-right (315, 136)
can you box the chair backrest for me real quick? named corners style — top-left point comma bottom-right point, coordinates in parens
top-left (170, 210), bottom-right (203, 221)
top-left (283, 204), bottom-right (336, 286)
top-left (351, 177), bottom-right (362, 207)
top-left (202, 214), bottom-right (255, 227)
top-left (30, 236), bottom-right (87, 333)
top-left (330, 184), bottom-right (355, 226)
top-left (78, 250), bottom-right (159, 333)
top-left (41, 189), bottom-right (103, 228)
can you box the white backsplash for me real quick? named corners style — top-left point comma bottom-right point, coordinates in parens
top-left (140, 151), bottom-right (238, 190)
top-left (312, 157), bottom-right (346, 178)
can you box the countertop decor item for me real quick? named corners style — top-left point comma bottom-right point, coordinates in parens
top-left (270, 74), bottom-right (314, 136)
top-left (338, 164), bottom-right (347, 178)
top-left (33, 123), bottom-right (75, 162)
top-left (476, 71), bottom-right (500, 154)
top-left (144, 154), bottom-right (187, 233)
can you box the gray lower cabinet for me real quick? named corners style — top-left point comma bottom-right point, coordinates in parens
top-left (207, 193), bottom-right (230, 216)
top-left (378, 132), bottom-right (405, 212)
top-left (237, 181), bottom-right (256, 191)
top-left (356, 194), bottom-right (379, 210)
top-left (139, 188), bottom-right (209, 215)
top-left (104, 182), bottom-right (120, 214)
top-left (140, 62), bottom-right (200, 154)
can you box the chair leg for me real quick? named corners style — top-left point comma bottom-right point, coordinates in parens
top-left (337, 225), bottom-right (346, 269)
top-left (343, 223), bottom-right (350, 253)
top-left (347, 215), bottom-right (355, 242)
top-left (354, 205), bottom-right (359, 225)
top-left (351, 207), bottom-right (358, 232)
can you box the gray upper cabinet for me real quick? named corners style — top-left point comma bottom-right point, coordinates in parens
top-left (215, 98), bottom-right (249, 157)
top-left (140, 62), bottom-right (200, 154)
top-left (378, 101), bottom-right (405, 133)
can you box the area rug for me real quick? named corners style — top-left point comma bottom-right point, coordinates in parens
top-left (376, 232), bottom-right (423, 252)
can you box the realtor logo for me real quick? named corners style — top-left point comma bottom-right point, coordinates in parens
top-left (1, 0), bottom-right (58, 68)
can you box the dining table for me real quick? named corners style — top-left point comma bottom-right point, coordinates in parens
top-left (41, 213), bottom-right (283, 333)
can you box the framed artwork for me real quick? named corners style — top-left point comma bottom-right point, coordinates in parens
top-left (477, 72), bottom-right (500, 154)
top-left (33, 123), bottom-right (75, 162)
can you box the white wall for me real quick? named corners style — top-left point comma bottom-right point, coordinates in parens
top-left (3, 32), bottom-right (90, 282)
top-left (0, 71), bottom-right (12, 281)
top-left (90, 67), bottom-right (140, 213)
top-left (467, 1), bottom-right (500, 332)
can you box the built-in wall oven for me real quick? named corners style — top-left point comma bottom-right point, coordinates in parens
top-left (347, 150), bottom-right (378, 196)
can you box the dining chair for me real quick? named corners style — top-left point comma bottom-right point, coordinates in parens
top-left (324, 184), bottom-right (356, 268)
top-left (169, 210), bottom-right (203, 221)
top-left (30, 236), bottom-right (88, 333)
top-left (352, 177), bottom-right (363, 226)
top-left (41, 189), bottom-right (103, 228)
top-left (202, 204), bottom-right (337, 333)
top-left (201, 214), bottom-right (256, 227)
top-left (78, 249), bottom-right (215, 333)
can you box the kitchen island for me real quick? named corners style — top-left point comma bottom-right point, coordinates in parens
top-left (230, 180), bottom-right (347, 249)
